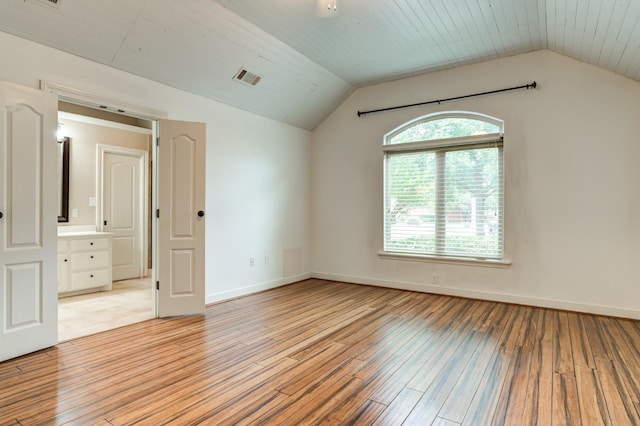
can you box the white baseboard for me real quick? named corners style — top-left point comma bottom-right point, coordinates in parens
top-left (311, 272), bottom-right (640, 320)
top-left (205, 272), bottom-right (312, 305)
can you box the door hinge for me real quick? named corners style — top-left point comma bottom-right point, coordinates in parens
top-left (104, 220), bottom-right (107, 226)
top-left (156, 137), bottom-right (160, 146)
top-left (156, 281), bottom-right (159, 290)
top-left (156, 209), bottom-right (160, 218)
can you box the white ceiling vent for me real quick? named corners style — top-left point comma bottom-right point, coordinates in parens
top-left (233, 68), bottom-right (262, 87)
top-left (30, 0), bottom-right (61, 9)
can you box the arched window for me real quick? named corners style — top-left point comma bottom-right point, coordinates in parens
top-left (383, 112), bottom-right (504, 260)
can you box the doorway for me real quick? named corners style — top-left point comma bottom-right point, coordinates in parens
top-left (0, 80), bottom-right (207, 360)
top-left (0, 82), bottom-right (206, 360)
top-left (57, 108), bottom-right (154, 341)
top-left (47, 81), bottom-right (206, 341)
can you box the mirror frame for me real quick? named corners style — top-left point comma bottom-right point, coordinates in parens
top-left (58, 136), bottom-right (70, 223)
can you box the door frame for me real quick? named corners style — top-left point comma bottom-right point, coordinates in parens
top-left (97, 144), bottom-right (149, 279)
top-left (41, 81), bottom-right (168, 320)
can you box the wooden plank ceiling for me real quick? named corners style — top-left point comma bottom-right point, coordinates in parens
top-left (0, 0), bottom-right (638, 130)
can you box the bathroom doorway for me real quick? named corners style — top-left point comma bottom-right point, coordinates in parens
top-left (57, 104), bottom-right (154, 341)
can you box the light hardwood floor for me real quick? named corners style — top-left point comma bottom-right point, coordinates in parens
top-left (58, 277), bottom-right (154, 342)
top-left (2, 279), bottom-right (640, 425)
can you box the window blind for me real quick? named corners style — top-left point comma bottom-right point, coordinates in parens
top-left (384, 140), bottom-right (503, 259)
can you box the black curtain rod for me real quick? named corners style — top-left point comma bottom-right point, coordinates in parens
top-left (357, 81), bottom-right (537, 117)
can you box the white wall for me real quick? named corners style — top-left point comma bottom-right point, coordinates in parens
top-left (311, 50), bottom-right (640, 319)
top-left (0, 31), bottom-right (311, 302)
top-left (5, 28), bottom-right (638, 318)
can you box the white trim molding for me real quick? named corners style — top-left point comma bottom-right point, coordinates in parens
top-left (205, 273), bottom-right (312, 305)
top-left (40, 80), bottom-right (168, 120)
top-left (59, 111), bottom-right (152, 135)
top-left (311, 272), bottom-right (640, 320)
top-left (200, 269), bottom-right (640, 319)
top-left (379, 251), bottom-right (511, 268)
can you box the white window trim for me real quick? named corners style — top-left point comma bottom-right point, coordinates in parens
top-left (378, 250), bottom-right (512, 268)
top-left (385, 111), bottom-right (504, 142)
top-left (382, 111), bottom-right (507, 265)
top-left (383, 133), bottom-right (503, 152)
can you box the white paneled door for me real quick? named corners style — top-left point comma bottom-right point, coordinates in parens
top-left (0, 81), bottom-right (58, 362)
top-left (157, 120), bottom-right (205, 317)
top-left (102, 149), bottom-right (146, 281)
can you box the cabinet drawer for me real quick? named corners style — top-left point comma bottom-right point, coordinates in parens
top-left (70, 251), bottom-right (110, 271)
top-left (70, 237), bottom-right (110, 252)
top-left (58, 240), bottom-right (69, 253)
top-left (70, 269), bottom-right (110, 291)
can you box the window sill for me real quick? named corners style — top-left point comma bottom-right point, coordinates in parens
top-left (378, 251), bottom-right (512, 268)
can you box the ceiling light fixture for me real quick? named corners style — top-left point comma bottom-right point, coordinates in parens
top-left (328, 0), bottom-right (336, 10)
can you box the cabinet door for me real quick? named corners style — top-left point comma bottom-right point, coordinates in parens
top-left (57, 254), bottom-right (69, 292)
top-left (0, 81), bottom-right (58, 362)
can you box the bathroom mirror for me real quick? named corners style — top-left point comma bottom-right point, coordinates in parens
top-left (58, 137), bottom-right (70, 222)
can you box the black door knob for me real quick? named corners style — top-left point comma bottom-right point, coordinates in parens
top-left (197, 210), bottom-right (205, 218)
top-left (0, 211), bottom-right (3, 219)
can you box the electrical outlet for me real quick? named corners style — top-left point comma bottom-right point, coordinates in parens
top-left (264, 256), bottom-right (270, 265)
top-left (72, 208), bottom-right (79, 218)
top-left (432, 273), bottom-right (439, 284)
top-left (249, 258), bottom-right (255, 267)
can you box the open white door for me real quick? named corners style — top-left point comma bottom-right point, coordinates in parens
top-left (0, 81), bottom-right (58, 361)
top-left (156, 120), bottom-right (205, 317)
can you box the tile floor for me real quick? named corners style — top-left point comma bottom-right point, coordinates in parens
top-left (58, 277), bottom-right (154, 342)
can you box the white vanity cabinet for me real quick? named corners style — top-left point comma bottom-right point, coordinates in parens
top-left (57, 232), bottom-right (113, 296)
top-left (57, 241), bottom-right (70, 293)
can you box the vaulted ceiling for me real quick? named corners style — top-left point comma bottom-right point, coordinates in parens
top-left (0, 0), bottom-right (639, 130)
